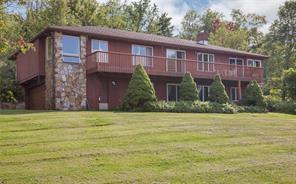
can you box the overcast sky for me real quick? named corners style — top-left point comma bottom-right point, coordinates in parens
top-left (99, 0), bottom-right (287, 34)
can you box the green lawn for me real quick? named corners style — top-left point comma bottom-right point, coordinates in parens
top-left (0, 111), bottom-right (296, 184)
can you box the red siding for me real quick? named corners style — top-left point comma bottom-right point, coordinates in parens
top-left (25, 84), bottom-right (45, 109)
top-left (16, 38), bottom-right (45, 83)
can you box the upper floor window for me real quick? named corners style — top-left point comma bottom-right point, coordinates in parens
top-left (45, 37), bottom-right (53, 61)
top-left (91, 39), bottom-right (108, 53)
top-left (91, 39), bottom-right (108, 63)
top-left (62, 35), bottom-right (80, 63)
top-left (247, 59), bottom-right (261, 67)
top-left (197, 53), bottom-right (214, 72)
top-left (132, 44), bottom-right (153, 67)
top-left (166, 49), bottom-right (186, 72)
top-left (167, 49), bottom-right (185, 59)
top-left (229, 58), bottom-right (243, 65)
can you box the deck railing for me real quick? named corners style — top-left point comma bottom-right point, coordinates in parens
top-left (86, 51), bottom-right (263, 81)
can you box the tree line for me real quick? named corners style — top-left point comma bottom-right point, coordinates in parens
top-left (0, 0), bottom-right (295, 103)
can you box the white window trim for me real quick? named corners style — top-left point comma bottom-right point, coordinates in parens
top-left (197, 52), bottom-right (215, 72)
top-left (198, 85), bottom-right (210, 101)
top-left (166, 49), bottom-right (186, 60)
top-left (166, 49), bottom-right (186, 72)
top-left (197, 53), bottom-right (215, 62)
top-left (62, 35), bottom-right (81, 63)
top-left (230, 87), bottom-right (238, 101)
top-left (229, 57), bottom-right (244, 65)
top-left (91, 39), bottom-right (109, 53)
top-left (131, 44), bottom-right (153, 66)
top-left (45, 37), bottom-right (53, 61)
top-left (166, 83), bottom-right (180, 102)
top-left (247, 59), bottom-right (262, 68)
top-left (132, 44), bottom-right (153, 56)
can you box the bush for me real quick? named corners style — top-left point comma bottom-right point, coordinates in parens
top-left (264, 95), bottom-right (282, 112)
top-left (179, 73), bottom-right (199, 101)
top-left (274, 101), bottom-right (296, 114)
top-left (282, 67), bottom-right (296, 101)
top-left (235, 105), bottom-right (267, 113)
top-left (208, 75), bottom-right (229, 104)
top-left (242, 80), bottom-right (265, 107)
top-left (122, 64), bottom-right (156, 110)
top-left (144, 101), bottom-right (236, 114)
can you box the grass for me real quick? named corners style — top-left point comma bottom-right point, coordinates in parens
top-left (0, 110), bottom-right (296, 184)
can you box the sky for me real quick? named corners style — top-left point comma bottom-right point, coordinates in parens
top-left (99, 0), bottom-right (287, 34)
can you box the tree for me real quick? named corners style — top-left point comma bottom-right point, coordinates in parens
top-left (68, 0), bottom-right (99, 26)
top-left (179, 73), bottom-right (199, 101)
top-left (122, 65), bottom-right (156, 110)
top-left (282, 68), bottom-right (296, 101)
top-left (209, 75), bottom-right (229, 104)
top-left (263, 0), bottom-right (296, 74)
top-left (242, 80), bottom-right (265, 106)
top-left (208, 9), bottom-right (266, 52)
top-left (153, 13), bottom-right (174, 37)
top-left (209, 23), bottom-right (249, 51)
top-left (231, 9), bottom-right (266, 52)
top-left (179, 9), bottom-right (200, 40)
top-left (200, 9), bottom-right (223, 34)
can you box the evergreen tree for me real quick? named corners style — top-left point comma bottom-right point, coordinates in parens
top-left (122, 64), bottom-right (156, 110)
top-left (179, 73), bottom-right (199, 101)
top-left (243, 80), bottom-right (265, 106)
top-left (282, 68), bottom-right (296, 101)
top-left (179, 9), bottom-right (201, 40)
top-left (209, 75), bottom-right (229, 104)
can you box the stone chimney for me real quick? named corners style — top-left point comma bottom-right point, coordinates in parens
top-left (196, 32), bottom-right (209, 45)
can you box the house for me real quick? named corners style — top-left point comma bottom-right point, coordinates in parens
top-left (10, 26), bottom-right (268, 110)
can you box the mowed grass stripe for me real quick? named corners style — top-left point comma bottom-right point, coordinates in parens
top-left (0, 111), bottom-right (296, 184)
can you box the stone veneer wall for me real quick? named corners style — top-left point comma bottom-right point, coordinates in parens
top-left (45, 36), bottom-right (55, 109)
top-left (46, 32), bottom-right (87, 110)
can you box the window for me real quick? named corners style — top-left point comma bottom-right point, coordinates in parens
top-left (167, 84), bottom-right (180, 101)
top-left (255, 60), bottom-right (261, 67)
top-left (91, 39), bottom-right (108, 63)
top-left (62, 35), bottom-right (80, 63)
top-left (197, 53), bottom-right (214, 72)
top-left (132, 44), bottom-right (153, 67)
top-left (91, 39), bottom-right (108, 53)
top-left (198, 85), bottom-right (210, 101)
top-left (45, 37), bottom-right (53, 61)
top-left (230, 87), bottom-right (238, 101)
top-left (247, 59), bottom-right (261, 68)
top-left (166, 49), bottom-right (186, 72)
top-left (229, 58), bottom-right (244, 65)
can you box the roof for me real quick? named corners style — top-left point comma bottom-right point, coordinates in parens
top-left (10, 25), bottom-right (269, 59)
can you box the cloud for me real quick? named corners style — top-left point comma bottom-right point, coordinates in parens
top-left (97, 0), bottom-right (286, 34)
top-left (97, 0), bottom-right (190, 34)
top-left (207, 0), bottom-right (286, 33)
top-left (151, 0), bottom-right (190, 32)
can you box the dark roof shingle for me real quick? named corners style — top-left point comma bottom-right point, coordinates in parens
top-left (11, 25), bottom-right (268, 59)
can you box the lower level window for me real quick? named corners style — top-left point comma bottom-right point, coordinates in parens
top-left (198, 85), bottom-right (210, 101)
top-left (167, 84), bottom-right (180, 101)
top-left (230, 87), bottom-right (238, 101)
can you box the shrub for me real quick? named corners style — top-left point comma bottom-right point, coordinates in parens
top-left (208, 75), bottom-right (229, 104)
top-left (242, 80), bottom-right (265, 107)
top-left (144, 101), bottom-right (236, 114)
top-left (235, 105), bottom-right (267, 113)
top-left (264, 95), bottom-right (282, 112)
top-left (179, 73), bottom-right (199, 101)
top-left (282, 67), bottom-right (296, 101)
top-left (122, 64), bottom-right (156, 110)
top-left (274, 101), bottom-right (296, 114)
